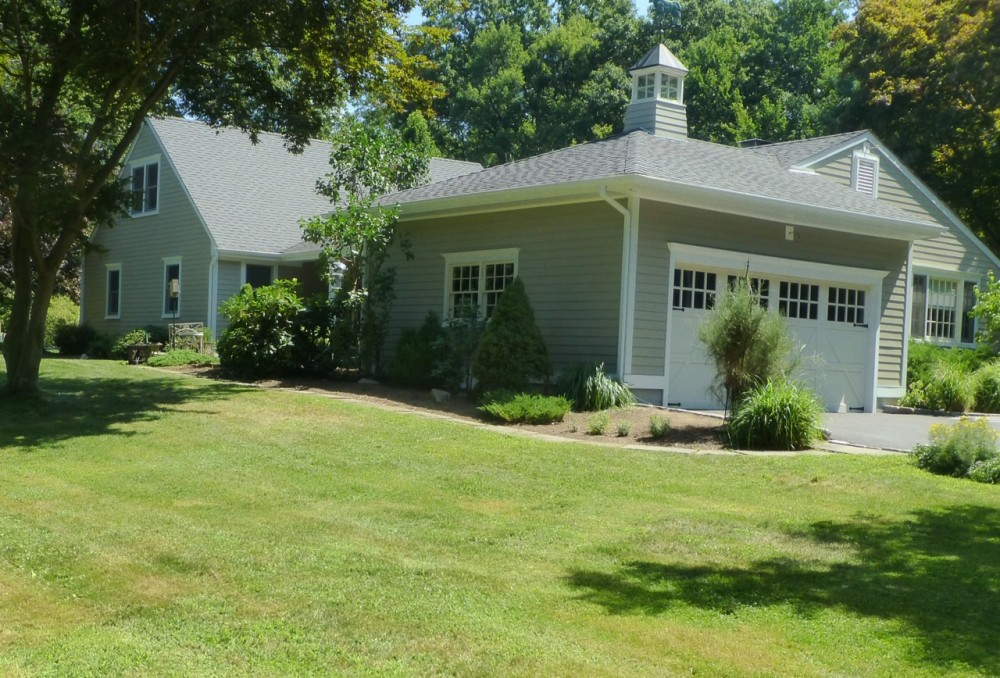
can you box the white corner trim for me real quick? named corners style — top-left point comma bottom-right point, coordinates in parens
top-left (207, 249), bottom-right (219, 337)
top-left (666, 242), bottom-right (890, 285)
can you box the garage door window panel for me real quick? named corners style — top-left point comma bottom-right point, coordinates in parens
top-left (727, 275), bottom-right (769, 308)
top-left (828, 286), bottom-right (865, 325)
top-left (673, 268), bottom-right (716, 310)
top-left (779, 281), bottom-right (819, 320)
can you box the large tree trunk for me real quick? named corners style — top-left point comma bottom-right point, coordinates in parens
top-left (3, 212), bottom-right (57, 395)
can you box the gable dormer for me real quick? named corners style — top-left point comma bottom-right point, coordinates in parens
top-left (623, 44), bottom-right (689, 140)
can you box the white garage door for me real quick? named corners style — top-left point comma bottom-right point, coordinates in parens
top-left (666, 265), bottom-right (873, 412)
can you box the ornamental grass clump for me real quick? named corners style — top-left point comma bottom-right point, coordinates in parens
top-left (648, 415), bottom-right (670, 440)
top-left (727, 380), bottom-right (823, 450)
top-left (911, 417), bottom-right (998, 478)
top-left (559, 362), bottom-right (635, 411)
top-left (974, 362), bottom-right (1000, 413)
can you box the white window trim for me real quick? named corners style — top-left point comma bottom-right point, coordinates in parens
top-left (128, 153), bottom-right (161, 217)
top-left (852, 149), bottom-right (880, 199)
top-left (657, 72), bottom-right (683, 103)
top-left (105, 263), bottom-right (122, 320)
top-left (241, 261), bottom-right (278, 287)
top-left (911, 266), bottom-right (980, 347)
top-left (441, 248), bottom-right (520, 320)
top-left (162, 256), bottom-right (182, 318)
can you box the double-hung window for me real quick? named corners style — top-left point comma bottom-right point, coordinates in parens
top-left (130, 156), bottom-right (160, 215)
top-left (163, 257), bottom-right (181, 317)
top-left (443, 249), bottom-right (518, 320)
top-left (912, 273), bottom-right (978, 345)
top-left (244, 263), bottom-right (274, 289)
top-left (106, 264), bottom-right (122, 319)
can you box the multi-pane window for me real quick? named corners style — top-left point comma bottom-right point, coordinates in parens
top-left (827, 286), bottom-right (866, 324)
top-left (163, 261), bottom-right (180, 316)
top-left (660, 75), bottom-right (680, 101)
top-left (245, 264), bottom-right (273, 289)
top-left (672, 268), bottom-right (716, 310)
top-left (106, 265), bottom-right (121, 318)
top-left (636, 74), bottom-right (654, 100)
top-left (778, 281), bottom-right (819, 320)
top-left (727, 275), bottom-right (769, 308)
top-left (131, 161), bottom-right (159, 215)
top-left (448, 258), bottom-right (516, 320)
top-left (925, 278), bottom-right (958, 339)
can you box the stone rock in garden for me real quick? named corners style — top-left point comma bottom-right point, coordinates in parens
top-left (431, 389), bottom-right (451, 403)
top-left (358, 378), bottom-right (380, 385)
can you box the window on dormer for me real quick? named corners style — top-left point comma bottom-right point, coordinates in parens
top-left (660, 75), bottom-right (680, 101)
top-left (636, 74), bottom-right (654, 100)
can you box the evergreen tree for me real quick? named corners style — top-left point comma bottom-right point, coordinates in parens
top-left (472, 278), bottom-right (550, 392)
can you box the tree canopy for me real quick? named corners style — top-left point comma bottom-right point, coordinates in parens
top-left (0, 0), bottom-right (431, 393)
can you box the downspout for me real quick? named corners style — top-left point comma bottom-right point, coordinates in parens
top-left (600, 186), bottom-right (632, 379)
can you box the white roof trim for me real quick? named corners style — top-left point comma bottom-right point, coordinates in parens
top-left (790, 130), bottom-right (1000, 270)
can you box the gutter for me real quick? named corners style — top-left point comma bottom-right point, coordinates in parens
top-left (600, 186), bottom-right (633, 380)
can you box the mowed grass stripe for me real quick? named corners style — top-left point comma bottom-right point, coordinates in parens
top-left (0, 358), bottom-right (997, 676)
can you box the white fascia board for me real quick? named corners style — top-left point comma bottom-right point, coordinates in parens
top-left (667, 242), bottom-right (889, 285)
top-left (630, 174), bottom-right (944, 242)
top-left (217, 247), bottom-right (322, 264)
top-left (793, 130), bottom-right (1000, 270)
top-left (145, 119), bottom-right (220, 252)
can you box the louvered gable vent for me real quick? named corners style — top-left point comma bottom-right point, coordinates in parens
top-left (854, 154), bottom-right (878, 197)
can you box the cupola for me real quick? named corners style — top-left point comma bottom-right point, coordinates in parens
top-left (623, 44), bottom-right (689, 140)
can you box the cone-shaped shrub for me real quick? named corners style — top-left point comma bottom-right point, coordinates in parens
top-left (472, 278), bottom-right (550, 392)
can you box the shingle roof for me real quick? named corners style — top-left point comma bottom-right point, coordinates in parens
top-left (745, 131), bottom-right (867, 168)
top-left (382, 130), bottom-right (931, 226)
top-left (147, 117), bottom-right (482, 254)
top-left (632, 43), bottom-right (688, 73)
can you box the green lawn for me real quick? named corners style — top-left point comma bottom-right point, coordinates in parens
top-left (1, 358), bottom-right (999, 676)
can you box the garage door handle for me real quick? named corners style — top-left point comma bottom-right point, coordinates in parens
top-left (853, 322), bottom-right (868, 328)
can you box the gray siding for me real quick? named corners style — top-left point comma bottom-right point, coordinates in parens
top-left (215, 260), bottom-right (243, 332)
top-left (633, 201), bottom-right (909, 387)
top-left (623, 100), bottom-right (687, 140)
top-left (389, 202), bottom-right (623, 373)
top-left (83, 126), bottom-right (213, 336)
top-left (815, 149), bottom-right (996, 278)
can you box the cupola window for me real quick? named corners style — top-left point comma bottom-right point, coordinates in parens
top-left (660, 75), bottom-right (680, 102)
top-left (636, 74), bottom-right (655, 100)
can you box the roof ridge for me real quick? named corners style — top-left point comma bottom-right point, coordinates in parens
top-left (749, 130), bottom-right (869, 150)
top-left (150, 115), bottom-right (332, 148)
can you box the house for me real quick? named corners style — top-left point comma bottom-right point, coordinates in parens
top-left (81, 116), bottom-right (482, 339)
top-left (379, 44), bottom-right (1000, 412)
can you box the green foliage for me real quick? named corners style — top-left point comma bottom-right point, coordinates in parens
top-left (974, 362), bottom-right (1000, 414)
top-left (969, 458), bottom-right (1000, 484)
top-left (727, 380), bottom-right (823, 451)
top-left (301, 117), bottom-right (429, 375)
top-left (558, 362), bottom-right (635, 411)
top-left (147, 349), bottom-right (218, 368)
top-left (432, 316), bottom-right (487, 393)
top-left (648, 415), bottom-right (670, 441)
top-left (972, 272), bottom-right (1000, 350)
top-left (217, 281), bottom-right (305, 380)
top-left (143, 325), bottom-right (170, 346)
top-left (587, 411), bottom-right (610, 435)
top-left (471, 278), bottom-right (550, 393)
top-left (389, 312), bottom-right (446, 389)
top-left (479, 392), bottom-right (572, 424)
top-left (903, 341), bottom-right (994, 411)
top-left (44, 296), bottom-right (78, 349)
top-left (53, 324), bottom-right (96, 356)
top-left (616, 419), bottom-right (632, 437)
top-left (912, 418), bottom-right (998, 478)
top-left (112, 329), bottom-right (153, 360)
top-left (698, 275), bottom-right (793, 412)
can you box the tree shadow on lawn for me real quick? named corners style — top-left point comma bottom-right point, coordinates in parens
top-left (567, 505), bottom-right (1000, 673)
top-left (0, 365), bottom-right (251, 448)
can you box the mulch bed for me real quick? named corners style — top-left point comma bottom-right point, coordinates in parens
top-left (166, 366), bottom-right (728, 450)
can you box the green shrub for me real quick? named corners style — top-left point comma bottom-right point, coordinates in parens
top-left (432, 316), bottom-right (486, 393)
top-left (616, 420), bottom-right (632, 437)
top-left (86, 331), bottom-right (113, 358)
top-left (218, 281), bottom-right (304, 379)
top-left (925, 362), bottom-right (976, 412)
top-left (559, 363), bottom-right (635, 411)
top-left (974, 362), bottom-right (1000, 413)
top-left (147, 349), bottom-right (218, 367)
top-left (587, 411), bottom-right (610, 435)
top-left (648, 415), bottom-right (670, 440)
top-left (727, 380), bottom-right (823, 450)
top-left (699, 275), bottom-right (793, 411)
top-left (389, 312), bottom-right (445, 388)
top-left (904, 341), bottom-right (993, 410)
top-left (478, 392), bottom-right (572, 424)
top-left (144, 325), bottom-right (170, 346)
top-left (54, 323), bottom-right (96, 355)
top-left (45, 295), bottom-right (79, 349)
top-left (471, 278), bottom-right (550, 393)
top-left (911, 417), bottom-right (998, 478)
top-left (112, 328), bottom-right (152, 360)
top-left (970, 458), bottom-right (1000, 484)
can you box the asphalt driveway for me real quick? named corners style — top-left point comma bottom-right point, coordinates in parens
top-left (823, 412), bottom-right (1000, 452)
